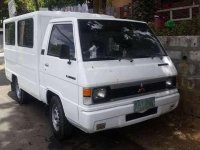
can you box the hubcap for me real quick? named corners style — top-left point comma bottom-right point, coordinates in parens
top-left (15, 81), bottom-right (21, 99)
top-left (52, 105), bottom-right (60, 132)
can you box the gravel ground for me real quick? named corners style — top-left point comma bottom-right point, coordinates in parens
top-left (1, 55), bottom-right (200, 150)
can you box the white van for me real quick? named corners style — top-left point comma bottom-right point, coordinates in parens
top-left (3, 11), bottom-right (179, 140)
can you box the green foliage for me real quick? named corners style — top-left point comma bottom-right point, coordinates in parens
top-left (15, 0), bottom-right (35, 14)
top-left (133, 0), bottom-right (156, 22)
top-left (106, 0), bottom-right (112, 7)
top-left (46, 0), bottom-right (85, 9)
top-left (151, 17), bottom-right (200, 36)
top-left (0, 0), bottom-right (9, 27)
top-left (0, 0), bottom-right (86, 27)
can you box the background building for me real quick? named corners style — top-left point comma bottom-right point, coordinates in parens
top-left (93, 0), bottom-right (132, 18)
top-left (92, 0), bottom-right (200, 21)
top-left (156, 0), bottom-right (200, 22)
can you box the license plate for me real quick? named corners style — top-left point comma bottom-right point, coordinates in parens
top-left (134, 97), bottom-right (155, 113)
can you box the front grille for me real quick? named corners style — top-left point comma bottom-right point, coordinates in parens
top-left (109, 78), bottom-right (176, 100)
top-left (91, 76), bottom-right (176, 104)
top-left (110, 81), bottom-right (166, 99)
top-left (126, 107), bottom-right (158, 121)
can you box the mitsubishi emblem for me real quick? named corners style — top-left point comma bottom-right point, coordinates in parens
top-left (138, 83), bottom-right (145, 93)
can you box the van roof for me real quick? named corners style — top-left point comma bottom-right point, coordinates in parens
top-left (4, 11), bottom-right (145, 24)
top-left (4, 11), bottom-right (113, 22)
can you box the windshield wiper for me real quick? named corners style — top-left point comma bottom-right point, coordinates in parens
top-left (118, 57), bottom-right (134, 62)
top-left (88, 56), bottom-right (118, 61)
top-left (149, 54), bottom-right (164, 60)
top-left (134, 54), bottom-right (163, 59)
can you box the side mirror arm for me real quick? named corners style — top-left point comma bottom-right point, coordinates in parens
top-left (67, 58), bottom-right (71, 65)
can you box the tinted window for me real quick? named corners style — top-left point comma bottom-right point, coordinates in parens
top-left (5, 22), bottom-right (15, 45)
top-left (48, 24), bottom-right (75, 59)
top-left (18, 18), bottom-right (33, 48)
top-left (78, 20), bottom-right (166, 61)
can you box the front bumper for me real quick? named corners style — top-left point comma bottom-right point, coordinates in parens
top-left (78, 90), bottom-right (179, 133)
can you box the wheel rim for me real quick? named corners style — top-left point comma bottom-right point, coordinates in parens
top-left (52, 105), bottom-right (60, 132)
top-left (15, 81), bottom-right (21, 100)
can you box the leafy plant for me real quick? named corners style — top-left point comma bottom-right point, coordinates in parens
top-left (133, 0), bottom-right (156, 22)
top-left (151, 17), bottom-right (200, 36)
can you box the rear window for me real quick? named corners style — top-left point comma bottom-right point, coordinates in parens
top-left (18, 18), bottom-right (34, 48)
top-left (5, 22), bottom-right (15, 45)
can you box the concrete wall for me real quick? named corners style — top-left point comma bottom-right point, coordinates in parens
top-left (158, 36), bottom-right (200, 117)
top-left (0, 31), bottom-right (3, 53)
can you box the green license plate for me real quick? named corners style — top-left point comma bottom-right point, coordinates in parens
top-left (134, 97), bottom-right (155, 113)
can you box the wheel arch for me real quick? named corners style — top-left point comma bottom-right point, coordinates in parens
top-left (11, 74), bottom-right (17, 91)
top-left (46, 90), bottom-right (62, 105)
top-left (12, 74), bottom-right (17, 82)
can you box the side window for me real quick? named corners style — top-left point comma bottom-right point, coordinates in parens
top-left (5, 22), bottom-right (15, 45)
top-left (18, 18), bottom-right (34, 48)
top-left (47, 24), bottom-right (75, 59)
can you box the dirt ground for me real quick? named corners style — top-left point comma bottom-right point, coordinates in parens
top-left (1, 58), bottom-right (200, 150)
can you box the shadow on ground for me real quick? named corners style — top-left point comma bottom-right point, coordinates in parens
top-left (0, 68), bottom-right (9, 86)
top-left (48, 128), bottom-right (145, 150)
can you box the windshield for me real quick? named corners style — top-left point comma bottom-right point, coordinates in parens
top-left (78, 19), bottom-right (166, 61)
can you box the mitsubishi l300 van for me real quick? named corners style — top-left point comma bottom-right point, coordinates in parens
top-left (3, 11), bottom-right (179, 140)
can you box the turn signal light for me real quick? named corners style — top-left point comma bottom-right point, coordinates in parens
top-left (83, 88), bottom-right (92, 97)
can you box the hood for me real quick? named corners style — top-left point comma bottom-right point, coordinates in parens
top-left (78, 56), bottom-right (177, 87)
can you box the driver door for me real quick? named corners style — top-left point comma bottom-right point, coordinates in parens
top-left (40, 22), bottom-right (78, 122)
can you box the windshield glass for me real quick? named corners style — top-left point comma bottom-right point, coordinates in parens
top-left (78, 19), bottom-right (166, 61)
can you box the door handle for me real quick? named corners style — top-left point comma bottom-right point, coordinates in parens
top-left (41, 49), bottom-right (45, 55)
top-left (45, 63), bottom-right (49, 67)
top-left (158, 63), bottom-right (169, 66)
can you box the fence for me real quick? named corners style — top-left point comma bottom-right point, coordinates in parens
top-left (157, 4), bottom-right (200, 21)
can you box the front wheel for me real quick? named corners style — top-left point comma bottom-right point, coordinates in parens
top-left (49, 96), bottom-right (73, 140)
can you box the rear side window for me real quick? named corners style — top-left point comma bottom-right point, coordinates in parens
top-left (47, 24), bottom-right (75, 59)
top-left (18, 18), bottom-right (34, 48)
top-left (5, 22), bottom-right (15, 45)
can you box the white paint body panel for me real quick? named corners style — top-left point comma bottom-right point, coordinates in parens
top-left (3, 11), bottom-right (179, 133)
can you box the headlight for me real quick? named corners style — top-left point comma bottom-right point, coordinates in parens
top-left (166, 80), bottom-right (172, 87)
top-left (83, 87), bottom-right (110, 105)
top-left (166, 77), bottom-right (176, 89)
top-left (92, 87), bottom-right (108, 103)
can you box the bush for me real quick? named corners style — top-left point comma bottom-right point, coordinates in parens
top-left (151, 17), bottom-right (200, 36)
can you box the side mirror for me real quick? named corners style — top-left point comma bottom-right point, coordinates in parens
top-left (59, 44), bottom-right (70, 59)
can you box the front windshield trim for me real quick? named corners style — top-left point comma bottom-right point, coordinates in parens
top-left (78, 19), bottom-right (167, 62)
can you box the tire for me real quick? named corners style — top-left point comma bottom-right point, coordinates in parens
top-left (49, 96), bottom-right (73, 140)
top-left (13, 78), bottom-right (27, 104)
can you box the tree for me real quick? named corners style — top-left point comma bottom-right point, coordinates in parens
top-left (133, 0), bottom-right (156, 22)
top-left (33, 0), bottom-right (39, 10)
top-left (15, 0), bottom-right (36, 14)
top-left (0, 0), bottom-right (86, 27)
top-left (46, 0), bottom-right (85, 10)
top-left (0, 0), bottom-right (9, 28)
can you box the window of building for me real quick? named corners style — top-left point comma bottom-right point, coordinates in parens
top-left (5, 22), bottom-right (15, 45)
top-left (47, 24), bottom-right (75, 59)
top-left (18, 18), bottom-right (34, 48)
